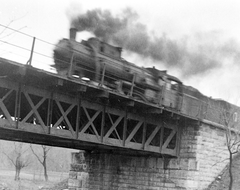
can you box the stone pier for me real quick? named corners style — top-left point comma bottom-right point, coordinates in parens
top-left (68, 122), bottom-right (230, 190)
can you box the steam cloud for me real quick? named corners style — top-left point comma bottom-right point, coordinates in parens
top-left (70, 8), bottom-right (240, 79)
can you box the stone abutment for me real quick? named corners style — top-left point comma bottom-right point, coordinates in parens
top-left (68, 122), bottom-right (229, 190)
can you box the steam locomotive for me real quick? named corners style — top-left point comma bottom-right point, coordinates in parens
top-left (53, 28), bottom-right (240, 128)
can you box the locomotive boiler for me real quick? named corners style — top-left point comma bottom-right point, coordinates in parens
top-left (53, 28), bottom-right (240, 129)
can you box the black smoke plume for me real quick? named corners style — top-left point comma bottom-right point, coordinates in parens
top-left (71, 8), bottom-right (240, 79)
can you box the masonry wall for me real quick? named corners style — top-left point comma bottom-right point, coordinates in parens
top-left (168, 122), bottom-right (229, 189)
top-left (69, 151), bottom-right (185, 190)
top-left (68, 122), bottom-right (230, 190)
top-left (194, 123), bottom-right (229, 188)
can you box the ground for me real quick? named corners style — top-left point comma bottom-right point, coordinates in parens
top-left (40, 179), bottom-right (68, 190)
top-left (0, 169), bottom-right (68, 190)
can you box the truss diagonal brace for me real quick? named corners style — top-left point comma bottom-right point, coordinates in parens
top-left (104, 114), bottom-right (124, 139)
top-left (80, 108), bottom-right (101, 140)
top-left (0, 100), bottom-right (14, 125)
top-left (144, 125), bottom-right (161, 147)
top-left (53, 101), bottom-right (75, 132)
top-left (162, 129), bottom-right (177, 150)
top-left (125, 121), bottom-right (143, 143)
top-left (22, 95), bottom-right (46, 124)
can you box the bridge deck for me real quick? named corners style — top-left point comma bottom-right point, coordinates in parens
top-left (0, 57), bottom-right (195, 157)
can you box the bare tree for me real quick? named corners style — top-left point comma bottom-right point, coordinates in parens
top-left (225, 124), bottom-right (240, 189)
top-left (30, 144), bottom-right (51, 181)
top-left (222, 107), bottom-right (240, 190)
top-left (3, 142), bottom-right (31, 180)
top-left (0, 15), bottom-right (27, 39)
top-left (0, 16), bottom-right (27, 57)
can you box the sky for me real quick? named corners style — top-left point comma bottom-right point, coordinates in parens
top-left (1, 0), bottom-right (240, 104)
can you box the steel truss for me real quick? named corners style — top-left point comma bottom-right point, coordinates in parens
top-left (0, 76), bottom-right (180, 157)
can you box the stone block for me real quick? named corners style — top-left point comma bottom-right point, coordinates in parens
top-left (169, 170), bottom-right (187, 179)
top-left (186, 179), bottom-right (199, 188)
top-left (157, 158), bottom-right (164, 169)
top-left (71, 163), bottom-right (88, 172)
top-left (77, 172), bottom-right (89, 182)
top-left (68, 188), bottom-right (76, 190)
top-left (164, 182), bottom-right (176, 188)
top-left (188, 159), bottom-right (199, 170)
top-left (72, 151), bottom-right (86, 164)
top-left (179, 159), bottom-right (189, 170)
top-left (68, 178), bottom-right (81, 188)
top-left (168, 159), bottom-right (180, 169)
top-left (147, 157), bottom-right (157, 168)
top-left (69, 171), bottom-right (77, 179)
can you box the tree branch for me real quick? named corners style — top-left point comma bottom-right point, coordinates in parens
top-left (2, 151), bottom-right (16, 166)
top-left (212, 157), bottom-right (229, 167)
top-left (30, 144), bottom-right (43, 165)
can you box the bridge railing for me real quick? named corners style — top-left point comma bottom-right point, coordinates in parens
top-left (180, 92), bottom-right (240, 130)
top-left (0, 24), bottom-right (57, 72)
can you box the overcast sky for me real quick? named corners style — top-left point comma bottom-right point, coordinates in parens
top-left (1, 0), bottom-right (240, 104)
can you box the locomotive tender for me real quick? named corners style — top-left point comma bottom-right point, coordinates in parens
top-left (53, 28), bottom-right (240, 129)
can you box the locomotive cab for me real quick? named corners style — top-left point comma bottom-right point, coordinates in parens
top-left (146, 67), bottom-right (183, 110)
top-left (161, 77), bottom-right (183, 110)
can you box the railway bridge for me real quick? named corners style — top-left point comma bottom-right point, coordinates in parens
top-left (0, 57), bottom-right (235, 190)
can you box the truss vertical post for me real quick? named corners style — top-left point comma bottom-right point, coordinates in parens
top-left (178, 92), bottom-right (183, 112)
top-left (75, 94), bottom-right (81, 139)
top-left (130, 74), bottom-right (136, 97)
top-left (101, 105), bottom-right (105, 143)
top-left (204, 99), bottom-right (210, 119)
top-left (176, 120), bottom-right (181, 156)
top-left (122, 108), bottom-right (128, 146)
top-left (68, 53), bottom-right (75, 78)
top-left (14, 82), bottom-right (22, 129)
top-left (100, 63), bottom-right (106, 87)
top-left (197, 102), bottom-right (202, 119)
top-left (142, 120), bottom-right (147, 149)
top-left (159, 121), bottom-right (164, 152)
top-left (47, 92), bottom-right (53, 134)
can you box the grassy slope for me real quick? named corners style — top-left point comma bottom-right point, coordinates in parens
top-left (0, 170), bottom-right (68, 190)
top-left (208, 154), bottom-right (240, 190)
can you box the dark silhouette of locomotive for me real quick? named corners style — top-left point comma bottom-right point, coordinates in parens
top-left (53, 28), bottom-right (240, 128)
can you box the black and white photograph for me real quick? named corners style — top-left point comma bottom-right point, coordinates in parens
top-left (0, 0), bottom-right (239, 189)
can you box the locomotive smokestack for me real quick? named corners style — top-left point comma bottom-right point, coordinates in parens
top-left (69, 27), bottom-right (77, 40)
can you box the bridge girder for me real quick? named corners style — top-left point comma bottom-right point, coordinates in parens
top-left (0, 59), bottom-right (182, 157)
